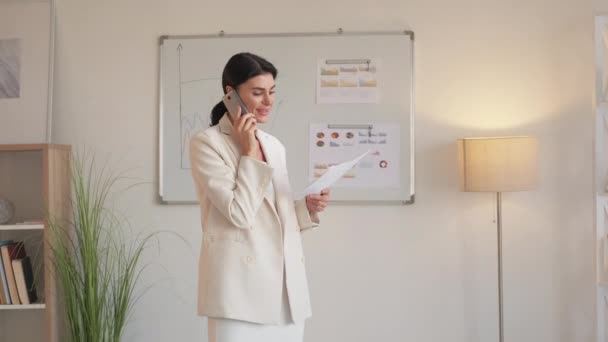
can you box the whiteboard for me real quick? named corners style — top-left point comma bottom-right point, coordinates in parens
top-left (159, 31), bottom-right (415, 204)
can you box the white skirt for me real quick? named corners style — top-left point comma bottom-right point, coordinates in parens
top-left (207, 267), bottom-right (305, 342)
top-left (207, 318), bottom-right (305, 342)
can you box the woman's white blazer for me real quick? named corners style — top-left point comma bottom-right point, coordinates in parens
top-left (190, 114), bottom-right (319, 325)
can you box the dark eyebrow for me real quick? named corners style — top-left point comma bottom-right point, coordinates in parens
top-left (252, 85), bottom-right (276, 91)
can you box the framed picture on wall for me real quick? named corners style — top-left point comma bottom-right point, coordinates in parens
top-left (0, 2), bottom-right (52, 143)
top-left (0, 38), bottom-right (21, 99)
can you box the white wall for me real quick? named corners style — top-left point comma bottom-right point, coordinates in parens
top-left (48, 0), bottom-right (596, 341)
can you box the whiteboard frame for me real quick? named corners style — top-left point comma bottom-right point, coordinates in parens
top-left (158, 30), bottom-right (415, 205)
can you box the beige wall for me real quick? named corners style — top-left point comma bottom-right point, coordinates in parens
top-left (595, 0), bottom-right (608, 12)
top-left (49, 0), bottom-right (596, 341)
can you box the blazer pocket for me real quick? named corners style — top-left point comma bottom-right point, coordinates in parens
top-left (205, 211), bottom-right (244, 243)
top-left (206, 225), bottom-right (242, 243)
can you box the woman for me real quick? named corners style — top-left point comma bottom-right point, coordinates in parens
top-left (190, 52), bottom-right (330, 342)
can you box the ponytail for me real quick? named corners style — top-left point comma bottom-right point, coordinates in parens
top-left (210, 101), bottom-right (227, 126)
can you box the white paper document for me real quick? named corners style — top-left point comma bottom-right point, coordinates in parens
top-left (298, 150), bottom-right (371, 198)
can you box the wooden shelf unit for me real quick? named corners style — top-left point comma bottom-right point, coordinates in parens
top-left (0, 144), bottom-right (70, 342)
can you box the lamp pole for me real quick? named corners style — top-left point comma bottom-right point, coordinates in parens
top-left (497, 192), bottom-right (504, 342)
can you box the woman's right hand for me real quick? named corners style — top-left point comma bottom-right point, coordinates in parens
top-left (231, 108), bottom-right (258, 158)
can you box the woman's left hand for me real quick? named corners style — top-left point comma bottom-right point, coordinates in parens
top-left (306, 189), bottom-right (330, 213)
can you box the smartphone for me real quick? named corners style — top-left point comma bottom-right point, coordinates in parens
top-left (223, 90), bottom-right (248, 120)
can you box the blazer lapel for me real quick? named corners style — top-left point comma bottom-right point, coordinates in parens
top-left (218, 114), bottom-right (244, 166)
top-left (219, 115), bottom-right (282, 225)
top-left (256, 130), bottom-right (290, 232)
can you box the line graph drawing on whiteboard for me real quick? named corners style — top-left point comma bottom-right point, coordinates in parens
top-left (176, 44), bottom-right (223, 169)
top-left (180, 79), bottom-right (222, 169)
top-left (179, 78), bottom-right (221, 169)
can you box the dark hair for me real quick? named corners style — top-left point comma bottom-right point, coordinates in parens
top-left (210, 52), bottom-right (278, 126)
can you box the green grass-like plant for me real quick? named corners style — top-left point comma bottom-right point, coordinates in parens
top-left (49, 154), bottom-right (156, 342)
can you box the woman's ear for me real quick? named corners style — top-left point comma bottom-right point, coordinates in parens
top-left (225, 85), bottom-right (234, 94)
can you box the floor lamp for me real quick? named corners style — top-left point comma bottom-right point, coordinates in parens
top-left (457, 136), bottom-right (539, 342)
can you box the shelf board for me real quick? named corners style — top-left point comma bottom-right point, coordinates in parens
top-left (0, 144), bottom-right (70, 152)
top-left (0, 304), bottom-right (45, 310)
top-left (0, 224), bottom-right (44, 231)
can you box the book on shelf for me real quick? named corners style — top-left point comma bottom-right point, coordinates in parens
top-left (12, 256), bottom-right (37, 304)
top-left (0, 242), bottom-right (26, 304)
top-left (15, 220), bottom-right (45, 226)
top-left (0, 240), bottom-right (14, 304)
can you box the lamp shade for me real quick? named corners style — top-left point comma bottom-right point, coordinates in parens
top-left (457, 136), bottom-right (539, 192)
